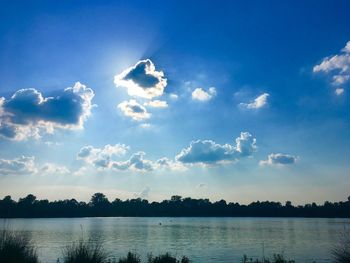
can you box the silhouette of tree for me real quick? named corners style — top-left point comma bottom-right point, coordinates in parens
top-left (0, 194), bottom-right (349, 218)
top-left (90, 193), bottom-right (109, 206)
top-left (18, 194), bottom-right (37, 205)
top-left (170, 195), bottom-right (182, 202)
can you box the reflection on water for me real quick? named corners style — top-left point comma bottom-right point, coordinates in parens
top-left (0, 217), bottom-right (349, 263)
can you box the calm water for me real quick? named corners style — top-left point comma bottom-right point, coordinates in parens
top-left (0, 217), bottom-right (349, 262)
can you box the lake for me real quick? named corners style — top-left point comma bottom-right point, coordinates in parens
top-left (0, 217), bottom-right (349, 262)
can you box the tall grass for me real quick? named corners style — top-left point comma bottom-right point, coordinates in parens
top-left (147, 253), bottom-right (190, 263)
top-left (61, 239), bottom-right (109, 263)
top-left (0, 229), bottom-right (39, 263)
top-left (241, 254), bottom-right (295, 263)
top-left (118, 252), bottom-right (141, 263)
top-left (332, 230), bottom-right (350, 263)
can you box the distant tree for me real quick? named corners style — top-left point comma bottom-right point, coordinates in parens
top-left (216, 199), bottom-right (227, 206)
top-left (1, 193), bottom-right (350, 218)
top-left (1, 196), bottom-right (14, 204)
top-left (324, 201), bottom-right (332, 207)
top-left (170, 195), bottom-right (182, 202)
top-left (18, 194), bottom-right (37, 205)
top-left (90, 193), bottom-right (109, 206)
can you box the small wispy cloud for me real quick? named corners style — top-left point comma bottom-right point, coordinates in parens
top-left (260, 153), bottom-right (298, 166)
top-left (239, 93), bottom-right (269, 110)
top-left (192, 87), bottom-right (217, 102)
top-left (169, 93), bottom-right (179, 100)
top-left (118, 99), bottom-right (151, 121)
top-left (0, 156), bottom-right (70, 176)
top-left (313, 40), bottom-right (350, 95)
top-left (144, 100), bottom-right (168, 108)
top-left (335, 88), bottom-right (345, 96)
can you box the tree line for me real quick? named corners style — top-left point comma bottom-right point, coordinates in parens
top-left (0, 193), bottom-right (349, 218)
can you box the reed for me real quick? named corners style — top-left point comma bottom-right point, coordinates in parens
top-left (0, 229), bottom-right (39, 263)
top-left (61, 239), bottom-right (108, 263)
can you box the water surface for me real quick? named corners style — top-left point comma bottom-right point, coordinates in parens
top-left (1, 217), bottom-right (349, 262)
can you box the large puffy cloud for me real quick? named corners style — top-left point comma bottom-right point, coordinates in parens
top-left (118, 99), bottom-right (150, 121)
top-left (260, 153), bottom-right (298, 166)
top-left (0, 82), bottom-right (94, 140)
top-left (191, 87), bottom-right (216, 102)
top-left (313, 41), bottom-right (350, 95)
top-left (114, 59), bottom-right (167, 99)
top-left (239, 93), bottom-right (269, 110)
top-left (176, 132), bottom-right (257, 165)
top-left (176, 140), bottom-right (234, 164)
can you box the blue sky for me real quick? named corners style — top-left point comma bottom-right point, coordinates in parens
top-left (0, 1), bottom-right (349, 204)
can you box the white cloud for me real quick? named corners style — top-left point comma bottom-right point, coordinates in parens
top-left (169, 93), bottom-right (179, 100)
top-left (39, 163), bottom-right (70, 175)
top-left (0, 82), bottom-right (95, 140)
top-left (335, 88), bottom-right (345, 96)
top-left (342, 41), bottom-right (350, 53)
top-left (0, 156), bottom-right (37, 175)
top-left (72, 166), bottom-right (90, 177)
top-left (139, 123), bottom-right (152, 129)
top-left (155, 157), bottom-right (187, 171)
top-left (78, 144), bottom-right (129, 169)
top-left (114, 59), bottom-right (167, 99)
top-left (208, 87), bottom-right (217, 96)
top-left (235, 132), bottom-right (258, 156)
top-left (77, 144), bottom-right (184, 173)
top-left (118, 99), bottom-right (150, 121)
top-left (313, 41), bottom-right (350, 92)
top-left (260, 153), bottom-right (298, 166)
top-left (111, 151), bottom-right (155, 172)
top-left (176, 132), bottom-right (257, 165)
top-left (191, 87), bottom-right (217, 102)
top-left (112, 153), bottom-right (185, 172)
top-left (333, 75), bottom-right (349, 85)
top-left (44, 141), bottom-right (61, 147)
top-left (239, 93), bottom-right (269, 110)
top-left (0, 156), bottom-right (70, 176)
top-left (144, 100), bottom-right (168, 108)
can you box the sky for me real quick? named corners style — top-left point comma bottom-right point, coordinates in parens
top-left (0, 0), bottom-right (349, 204)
